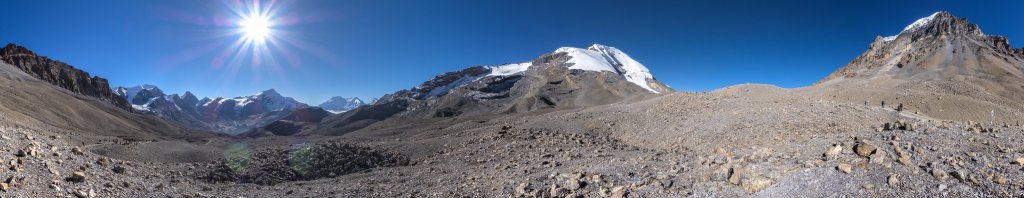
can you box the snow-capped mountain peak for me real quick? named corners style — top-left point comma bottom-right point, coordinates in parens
top-left (318, 96), bottom-right (369, 114)
top-left (901, 11), bottom-right (943, 33)
top-left (115, 84), bottom-right (162, 104)
top-left (254, 89), bottom-right (283, 99)
top-left (348, 97), bottom-right (364, 104)
top-left (555, 44), bottom-right (660, 93)
top-left (879, 11), bottom-right (981, 43)
top-left (230, 88), bottom-right (304, 112)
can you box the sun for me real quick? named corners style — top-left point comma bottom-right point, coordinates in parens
top-left (240, 14), bottom-right (271, 42)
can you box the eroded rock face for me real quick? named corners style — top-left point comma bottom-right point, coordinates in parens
top-left (0, 43), bottom-right (132, 112)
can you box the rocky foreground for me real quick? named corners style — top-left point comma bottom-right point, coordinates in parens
top-left (4, 90), bottom-right (1023, 197)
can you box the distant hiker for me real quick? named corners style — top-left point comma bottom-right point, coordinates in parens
top-left (881, 101), bottom-right (886, 108)
top-left (897, 103), bottom-right (903, 112)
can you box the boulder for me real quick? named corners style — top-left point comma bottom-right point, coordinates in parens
top-left (854, 143), bottom-right (877, 157)
top-left (837, 164), bottom-right (853, 173)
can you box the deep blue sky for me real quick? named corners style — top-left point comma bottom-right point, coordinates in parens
top-left (2, 0), bottom-right (1022, 104)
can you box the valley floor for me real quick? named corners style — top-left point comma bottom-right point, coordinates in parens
top-left (3, 88), bottom-right (1024, 197)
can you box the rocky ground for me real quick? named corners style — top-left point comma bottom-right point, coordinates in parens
top-left (0, 124), bottom-right (217, 197)
top-left (4, 86), bottom-right (1024, 197)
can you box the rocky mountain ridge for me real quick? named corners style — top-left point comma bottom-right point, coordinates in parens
top-left (811, 11), bottom-right (1024, 123)
top-left (114, 85), bottom-right (308, 134)
top-left (0, 43), bottom-right (133, 112)
top-left (317, 44), bottom-right (673, 135)
top-left (819, 11), bottom-right (1024, 83)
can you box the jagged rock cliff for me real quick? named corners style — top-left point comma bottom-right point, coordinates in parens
top-left (0, 43), bottom-right (132, 111)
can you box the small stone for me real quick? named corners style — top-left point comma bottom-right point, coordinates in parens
top-left (96, 158), bottom-right (110, 166)
top-left (111, 166), bottom-right (126, 174)
top-left (994, 175), bottom-right (1008, 184)
top-left (0, 182), bottom-right (9, 192)
top-left (822, 144), bottom-right (842, 160)
top-left (599, 187), bottom-right (611, 196)
top-left (728, 167), bottom-right (743, 185)
top-left (15, 150), bottom-right (27, 157)
top-left (6, 176), bottom-right (18, 187)
top-left (869, 152), bottom-right (886, 164)
top-left (610, 186), bottom-right (628, 198)
top-left (71, 147), bottom-right (85, 155)
top-left (951, 170), bottom-right (967, 182)
top-left (1014, 158), bottom-right (1024, 165)
top-left (590, 174), bottom-right (603, 183)
top-left (742, 177), bottom-right (772, 193)
top-left (67, 172), bottom-right (86, 183)
top-left (837, 164), bottom-right (853, 173)
top-left (712, 167), bottom-right (731, 181)
top-left (854, 143), bottom-right (876, 157)
top-left (548, 184), bottom-right (567, 197)
top-left (514, 183), bottom-right (530, 196)
top-left (888, 174), bottom-right (899, 187)
top-left (561, 174), bottom-right (581, 190)
top-left (937, 184), bottom-right (947, 191)
top-left (897, 153), bottom-right (912, 165)
top-left (73, 189), bottom-right (91, 198)
top-left (931, 168), bottom-right (947, 180)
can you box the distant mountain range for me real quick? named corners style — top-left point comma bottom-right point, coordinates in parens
top-left (114, 85), bottom-right (308, 134)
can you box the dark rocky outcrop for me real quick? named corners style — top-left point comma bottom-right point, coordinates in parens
top-left (238, 107), bottom-right (332, 137)
top-left (202, 142), bottom-right (409, 185)
top-left (0, 43), bottom-right (132, 111)
top-left (280, 107), bottom-right (331, 123)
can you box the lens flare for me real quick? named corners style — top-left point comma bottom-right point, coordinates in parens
top-left (240, 14), bottom-right (271, 43)
top-left (224, 143), bottom-right (251, 172)
top-left (233, 0), bottom-right (275, 45)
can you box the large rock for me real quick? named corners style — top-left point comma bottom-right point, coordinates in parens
top-left (854, 143), bottom-right (877, 157)
top-left (822, 144), bottom-right (842, 160)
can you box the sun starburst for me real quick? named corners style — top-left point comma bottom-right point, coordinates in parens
top-left (240, 13), bottom-right (271, 43)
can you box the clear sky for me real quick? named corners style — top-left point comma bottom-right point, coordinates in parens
top-left (2, 0), bottom-right (1022, 104)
